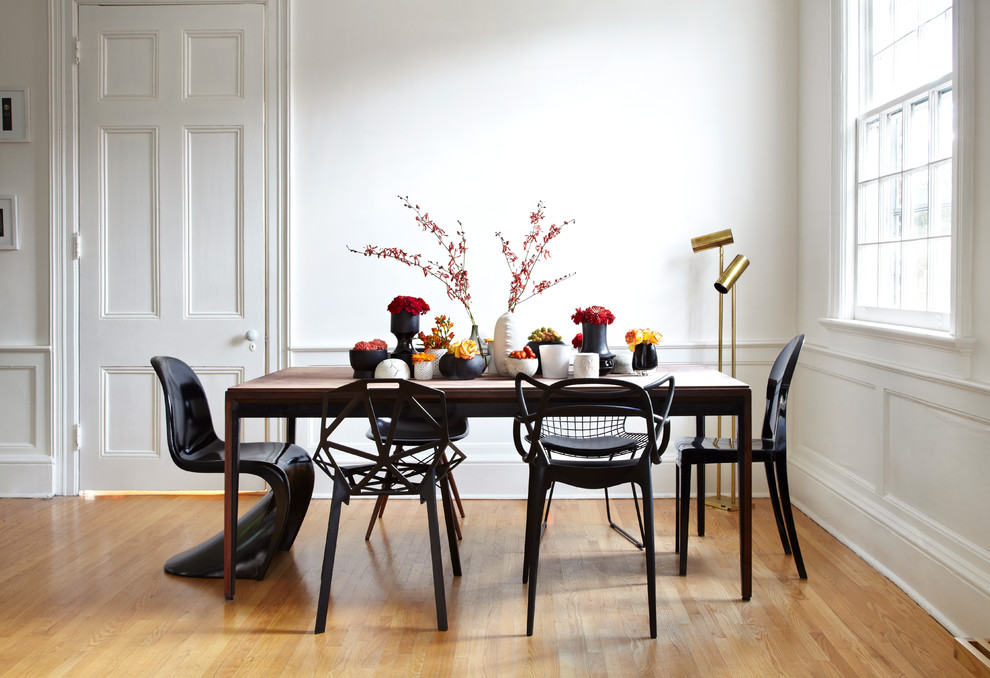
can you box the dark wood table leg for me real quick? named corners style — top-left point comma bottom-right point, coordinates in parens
top-left (224, 395), bottom-right (239, 601)
top-left (738, 390), bottom-right (752, 601)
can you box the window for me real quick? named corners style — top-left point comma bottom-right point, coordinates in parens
top-left (852, 0), bottom-right (954, 331)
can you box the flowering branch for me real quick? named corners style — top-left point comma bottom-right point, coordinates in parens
top-left (497, 201), bottom-right (575, 312)
top-left (348, 196), bottom-right (475, 326)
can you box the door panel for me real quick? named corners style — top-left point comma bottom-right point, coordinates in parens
top-left (78, 4), bottom-right (266, 490)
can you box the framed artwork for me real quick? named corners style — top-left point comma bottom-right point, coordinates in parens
top-left (0, 196), bottom-right (18, 250)
top-left (0, 88), bottom-right (30, 142)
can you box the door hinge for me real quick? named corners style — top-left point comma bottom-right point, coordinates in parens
top-left (75, 38), bottom-right (81, 65)
top-left (72, 232), bottom-right (82, 260)
top-left (73, 424), bottom-right (82, 452)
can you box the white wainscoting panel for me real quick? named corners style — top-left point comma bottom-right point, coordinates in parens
top-left (0, 349), bottom-right (52, 497)
top-left (791, 343), bottom-right (990, 637)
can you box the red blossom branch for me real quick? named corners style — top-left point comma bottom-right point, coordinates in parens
top-left (347, 196), bottom-right (475, 326)
top-left (497, 201), bottom-right (575, 312)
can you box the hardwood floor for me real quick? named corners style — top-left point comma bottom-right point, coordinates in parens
top-left (0, 495), bottom-right (966, 677)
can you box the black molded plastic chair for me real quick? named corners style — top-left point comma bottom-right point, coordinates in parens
top-left (313, 379), bottom-right (465, 634)
top-left (513, 372), bottom-right (675, 638)
top-left (674, 334), bottom-right (807, 579)
top-left (363, 415), bottom-right (469, 540)
top-left (151, 356), bottom-right (314, 580)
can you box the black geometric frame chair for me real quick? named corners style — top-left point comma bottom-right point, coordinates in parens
top-left (673, 334), bottom-right (807, 579)
top-left (151, 356), bottom-right (314, 580)
top-left (513, 372), bottom-right (675, 638)
top-left (363, 415), bottom-right (470, 540)
top-left (313, 379), bottom-right (466, 634)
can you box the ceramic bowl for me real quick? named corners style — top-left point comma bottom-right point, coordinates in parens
top-left (349, 349), bottom-right (387, 378)
top-left (505, 357), bottom-right (539, 378)
top-left (374, 358), bottom-right (410, 380)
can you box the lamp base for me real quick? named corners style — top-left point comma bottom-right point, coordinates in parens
top-left (704, 495), bottom-right (739, 512)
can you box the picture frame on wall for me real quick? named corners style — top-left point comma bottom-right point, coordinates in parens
top-left (0, 88), bottom-right (30, 142)
top-left (0, 196), bottom-right (18, 250)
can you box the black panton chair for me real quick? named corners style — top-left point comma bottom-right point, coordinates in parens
top-left (673, 334), bottom-right (807, 579)
top-left (312, 379), bottom-right (466, 634)
top-left (513, 372), bottom-right (675, 638)
top-left (150, 356), bottom-right (314, 580)
top-left (363, 414), bottom-right (469, 540)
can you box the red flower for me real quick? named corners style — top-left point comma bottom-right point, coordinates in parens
top-left (387, 295), bottom-right (430, 315)
top-left (353, 338), bottom-right (388, 351)
top-left (571, 333), bottom-right (583, 349)
top-left (571, 306), bottom-right (616, 325)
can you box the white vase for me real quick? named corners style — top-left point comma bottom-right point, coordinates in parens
top-left (492, 311), bottom-right (523, 377)
top-left (413, 361), bottom-right (434, 380)
top-left (427, 348), bottom-right (447, 377)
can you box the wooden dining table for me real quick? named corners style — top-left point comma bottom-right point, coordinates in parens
top-left (222, 365), bottom-right (753, 602)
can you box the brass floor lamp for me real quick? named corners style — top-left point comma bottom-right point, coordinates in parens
top-left (690, 230), bottom-right (749, 511)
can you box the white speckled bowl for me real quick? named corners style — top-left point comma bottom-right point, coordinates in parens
top-left (504, 357), bottom-right (539, 378)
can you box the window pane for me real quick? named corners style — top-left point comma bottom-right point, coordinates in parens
top-left (873, 0), bottom-right (894, 51)
top-left (893, 31), bottom-right (919, 94)
top-left (861, 117), bottom-right (881, 180)
top-left (920, 0), bottom-right (951, 22)
top-left (859, 181), bottom-right (880, 243)
top-left (929, 235), bottom-right (950, 313)
top-left (883, 108), bottom-right (903, 173)
top-left (906, 168), bottom-right (929, 238)
top-left (872, 47), bottom-right (894, 107)
top-left (880, 175), bottom-right (902, 240)
top-left (857, 244), bottom-right (879, 307)
top-left (878, 242), bottom-right (901, 307)
top-left (919, 12), bottom-right (950, 82)
top-left (907, 97), bottom-right (929, 168)
top-left (901, 238), bottom-right (928, 310)
top-left (931, 160), bottom-right (951, 236)
top-left (893, 0), bottom-right (919, 41)
top-left (935, 86), bottom-right (953, 159)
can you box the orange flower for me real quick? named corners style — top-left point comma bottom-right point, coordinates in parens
top-left (411, 352), bottom-right (438, 363)
top-left (626, 328), bottom-right (662, 351)
top-left (450, 339), bottom-right (480, 360)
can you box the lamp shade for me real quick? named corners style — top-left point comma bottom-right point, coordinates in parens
top-left (691, 229), bottom-right (734, 252)
top-left (714, 254), bottom-right (750, 293)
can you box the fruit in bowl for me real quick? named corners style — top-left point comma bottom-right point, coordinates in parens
top-left (505, 346), bottom-right (539, 377)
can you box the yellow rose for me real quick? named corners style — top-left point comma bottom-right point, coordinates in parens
top-left (451, 339), bottom-right (479, 359)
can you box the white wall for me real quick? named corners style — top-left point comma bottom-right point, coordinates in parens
top-left (0, 0), bottom-right (53, 496)
top-left (795, 0), bottom-right (990, 637)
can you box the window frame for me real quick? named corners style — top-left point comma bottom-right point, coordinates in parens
top-left (830, 0), bottom-right (973, 346)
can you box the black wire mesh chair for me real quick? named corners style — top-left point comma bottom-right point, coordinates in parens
top-left (312, 379), bottom-right (466, 634)
top-left (536, 415), bottom-right (651, 548)
top-left (513, 372), bottom-right (675, 638)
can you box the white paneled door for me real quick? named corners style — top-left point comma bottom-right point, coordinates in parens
top-left (78, 4), bottom-right (267, 490)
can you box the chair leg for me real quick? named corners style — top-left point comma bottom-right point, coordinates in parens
top-left (540, 481), bottom-right (556, 539)
top-left (447, 469), bottom-right (466, 519)
top-left (276, 457), bottom-right (315, 552)
top-left (640, 475), bottom-right (657, 639)
top-left (678, 462), bottom-right (692, 576)
top-left (421, 471), bottom-right (449, 631)
top-left (315, 476), bottom-right (349, 634)
top-left (364, 495), bottom-right (387, 541)
top-left (439, 474), bottom-right (462, 577)
top-left (775, 458), bottom-right (807, 579)
top-left (522, 467), bottom-right (547, 584)
top-left (525, 472), bottom-right (548, 637)
top-left (696, 462), bottom-right (706, 537)
top-left (674, 464), bottom-right (681, 554)
top-left (604, 485), bottom-right (645, 549)
top-left (764, 460), bottom-right (791, 554)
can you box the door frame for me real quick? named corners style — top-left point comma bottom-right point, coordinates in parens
top-left (49, 0), bottom-right (289, 495)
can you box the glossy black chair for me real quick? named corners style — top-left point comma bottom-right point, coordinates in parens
top-left (313, 379), bottom-right (465, 634)
top-left (151, 356), bottom-right (314, 580)
top-left (513, 372), bottom-right (675, 638)
top-left (363, 415), bottom-right (469, 540)
top-left (674, 334), bottom-right (807, 578)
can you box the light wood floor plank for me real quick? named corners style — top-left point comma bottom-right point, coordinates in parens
top-left (0, 496), bottom-right (967, 677)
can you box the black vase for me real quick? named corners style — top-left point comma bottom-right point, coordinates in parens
top-left (390, 311), bottom-right (420, 368)
top-left (438, 353), bottom-right (485, 380)
top-left (526, 340), bottom-right (565, 376)
top-left (349, 349), bottom-right (387, 379)
top-left (632, 343), bottom-right (658, 375)
top-left (580, 322), bottom-right (615, 376)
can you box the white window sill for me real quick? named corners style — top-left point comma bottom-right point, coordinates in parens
top-left (818, 318), bottom-right (975, 356)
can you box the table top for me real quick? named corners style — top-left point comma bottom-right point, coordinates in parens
top-left (226, 365), bottom-right (750, 408)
